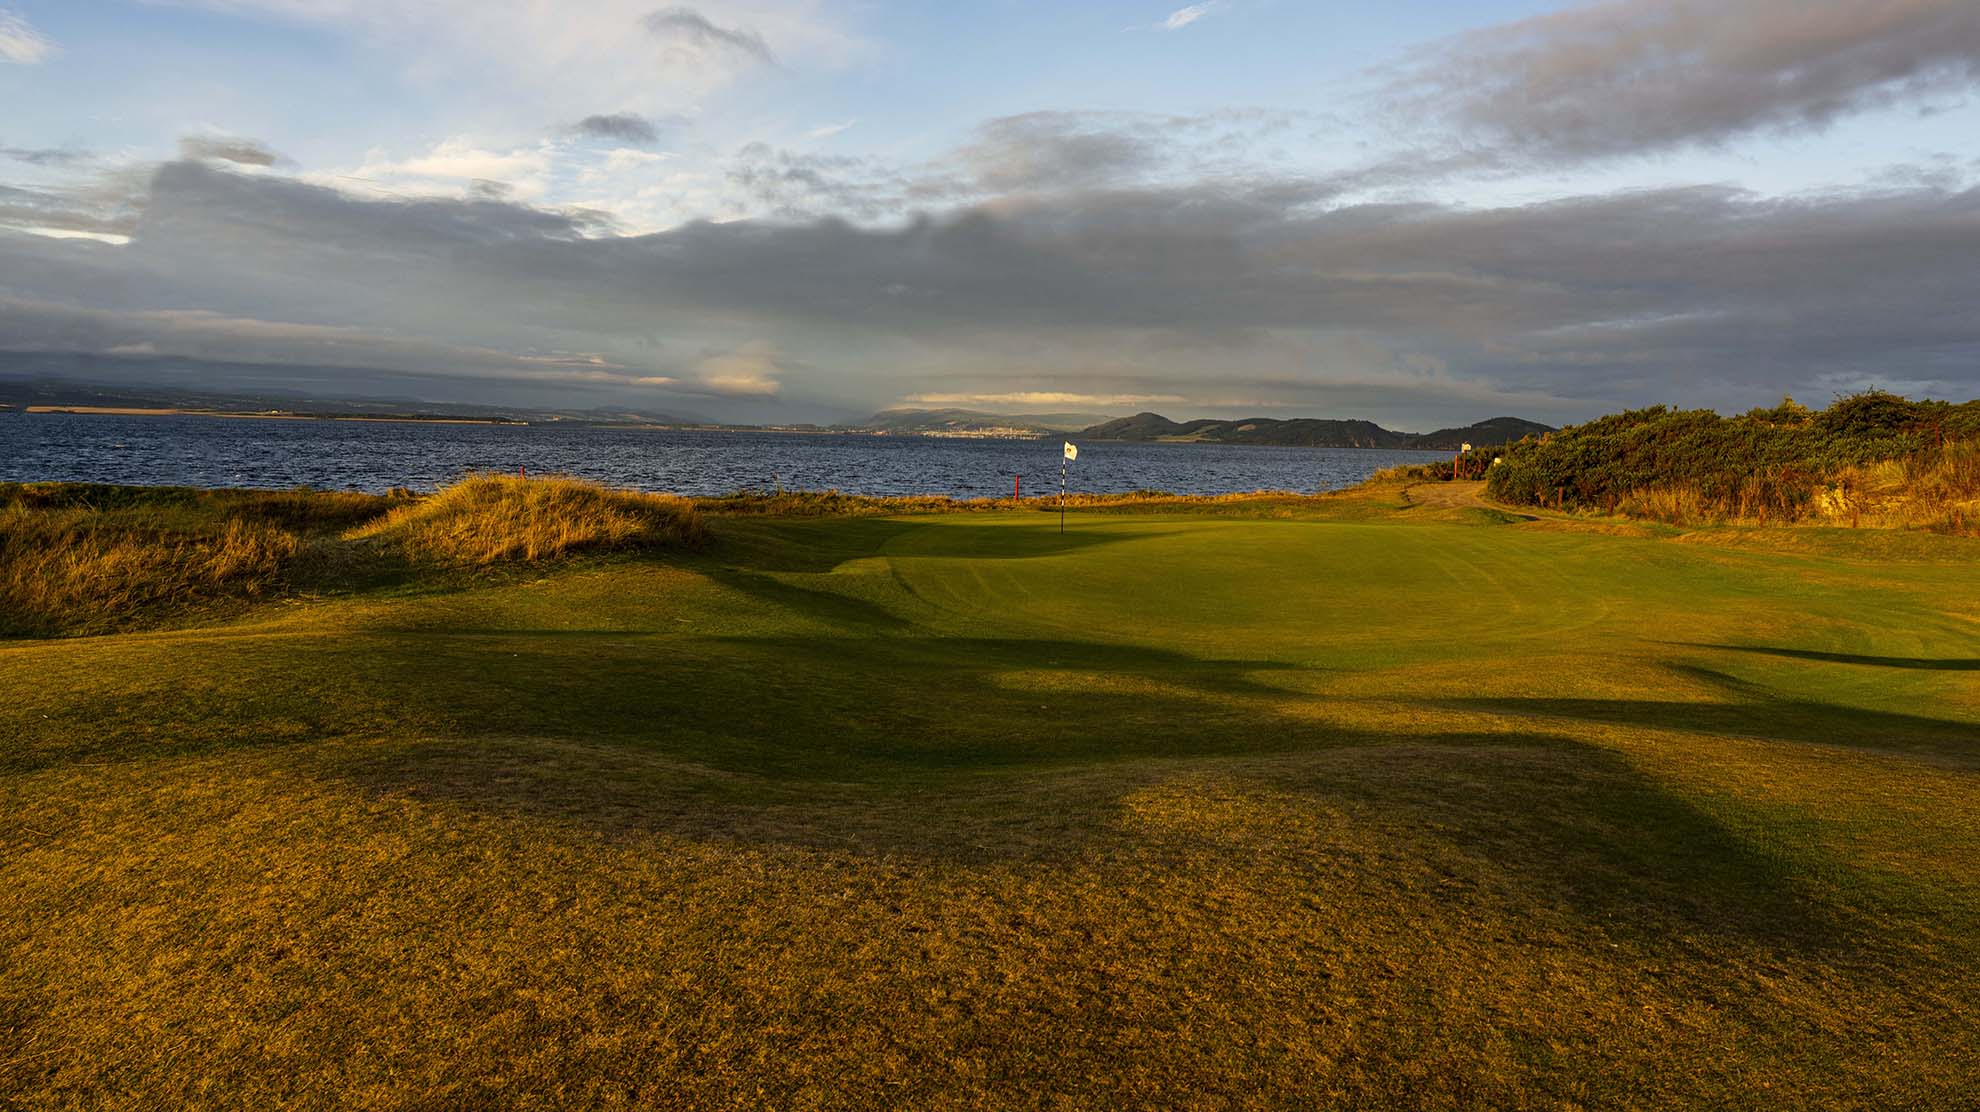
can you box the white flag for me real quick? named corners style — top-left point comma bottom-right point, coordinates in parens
top-left (1063, 441), bottom-right (1078, 461)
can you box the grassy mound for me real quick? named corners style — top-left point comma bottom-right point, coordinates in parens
top-left (349, 474), bottom-right (707, 564)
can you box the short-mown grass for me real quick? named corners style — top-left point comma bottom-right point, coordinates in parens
top-left (1, 479), bottom-right (1975, 1108)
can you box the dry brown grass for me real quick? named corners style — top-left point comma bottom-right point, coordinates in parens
top-left (0, 500), bottom-right (303, 637)
top-left (348, 474), bottom-right (707, 564)
top-left (1607, 441), bottom-right (1980, 535)
top-left (1810, 441), bottom-right (1980, 535)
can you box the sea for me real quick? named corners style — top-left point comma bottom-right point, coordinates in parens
top-left (0, 411), bottom-right (1451, 498)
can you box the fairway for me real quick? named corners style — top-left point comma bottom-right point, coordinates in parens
top-left (3, 487), bottom-right (1977, 1108)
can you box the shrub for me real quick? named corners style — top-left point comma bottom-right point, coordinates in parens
top-left (1485, 392), bottom-right (1980, 530)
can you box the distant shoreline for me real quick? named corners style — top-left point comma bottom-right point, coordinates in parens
top-left (23, 405), bottom-right (526, 426)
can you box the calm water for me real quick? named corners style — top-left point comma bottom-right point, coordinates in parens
top-left (0, 411), bottom-right (1448, 497)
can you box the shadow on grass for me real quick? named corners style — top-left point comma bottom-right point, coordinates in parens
top-left (0, 632), bottom-right (1301, 776)
top-left (707, 517), bottom-right (1146, 575)
top-left (1444, 665), bottom-right (1979, 761)
top-left (703, 567), bottom-right (917, 631)
top-left (1678, 643), bottom-right (1980, 671)
top-left (324, 727), bottom-right (1857, 956)
top-left (5, 615), bottom-right (1883, 958)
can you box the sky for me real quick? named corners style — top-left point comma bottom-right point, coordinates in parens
top-left (2, 0), bottom-right (1979, 428)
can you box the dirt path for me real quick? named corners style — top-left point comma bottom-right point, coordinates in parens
top-left (1401, 479), bottom-right (1487, 510)
top-left (1398, 480), bottom-right (1550, 521)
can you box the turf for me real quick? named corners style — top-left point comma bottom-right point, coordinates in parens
top-left (2, 483), bottom-right (1976, 1109)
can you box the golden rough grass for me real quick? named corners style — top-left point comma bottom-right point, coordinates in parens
top-left (1612, 441), bottom-right (1980, 535)
top-left (1813, 441), bottom-right (1980, 534)
top-left (0, 503), bottom-right (300, 636)
top-left (347, 475), bottom-right (708, 565)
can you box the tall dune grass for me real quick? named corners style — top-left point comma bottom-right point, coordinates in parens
top-left (1811, 440), bottom-right (1980, 534)
top-left (0, 501), bottom-right (302, 636)
top-left (2, 477), bottom-right (709, 636)
top-left (347, 474), bottom-right (707, 564)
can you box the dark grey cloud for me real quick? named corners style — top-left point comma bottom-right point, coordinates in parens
top-left (642, 7), bottom-right (773, 66)
top-left (3, 159), bottom-right (1979, 422)
top-left (1390, 0), bottom-right (1980, 163)
top-left (178, 135), bottom-right (284, 167)
top-left (956, 112), bottom-right (1161, 192)
top-left (0, 180), bottom-right (143, 237)
top-left (714, 110), bottom-right (1330, 224)
top-left (726, 144), bottom-right (908, 221)
top-left (1, 144), bottom-right (91, 167)
top-left (572, 113), bottom-right (664, 145)
top-left (948, 110), bottom-right (1313, 194)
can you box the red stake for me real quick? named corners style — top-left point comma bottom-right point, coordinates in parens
top-left (1014, 473), bottom-right (1021, 500)
top-left (520, 464), bottom-right (526, 480)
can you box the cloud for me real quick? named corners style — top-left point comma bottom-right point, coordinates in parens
top-left (573, 113), bottom-right (664, 145)
top-left (905, 392), bottom-right (1187, 408)
top-left (0, 179), bottom-right (145, 238)
top-left (1158, 4), bottom-right (1220, 32)
top-left (642, 6), bottom-right (773, 66)
top-left (7, 158), bottom-right (1980, 423)
top-left (1, 145), bottom-right (90, 167)
top-left (330, 138), bottom-right (558, 201)
top-left (0, 296), bottom-right (651, 386)
top-left (0, 10), bottom-right (53, 63)
top-left (689, 342), bottom-right (782, 396)
top-left (158, 2), bottom-right (859, 123)
top-left (939, 110), bottom-right (1316, 197)
top-left (804, 119), bottom-right (856, 141)
top-left (725, 143), bottom-right (901, 220)
top-left (179, 135), bottom-right (285, 167)
top-left (1389, 0), bottom-right (1980, 163)
top-left (954, 112), bottom-right (1160, 192)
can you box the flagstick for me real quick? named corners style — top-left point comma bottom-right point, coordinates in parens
top-left (1060, 454), bottom-right (1067, 535)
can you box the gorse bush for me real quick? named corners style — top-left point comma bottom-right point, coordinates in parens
top-left (348, 475), bottom-right (707, 564)
top-left (1485, 391), bottom-right (1980, 531)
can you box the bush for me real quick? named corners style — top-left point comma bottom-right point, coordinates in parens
top-left (1485, 392), bottom-right (1980, 528)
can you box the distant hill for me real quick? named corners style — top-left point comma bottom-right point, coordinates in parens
top-left (1080, 412), bottom-right (1552, 449)
top-left (849, 408), bottom-right (1111, 435)
top-left (1404, 417), bottom-right (1556, 450)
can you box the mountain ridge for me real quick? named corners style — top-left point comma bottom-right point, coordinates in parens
top-left (1080, 412), bottom-right (1553, 449)
top-left (848, 408), bottom-right (1109, 434)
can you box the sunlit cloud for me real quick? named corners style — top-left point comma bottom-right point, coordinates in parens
top-left (0, 10), bottom-right (53, 64)
top-left (1158, 3), bottom-right (1220, 32)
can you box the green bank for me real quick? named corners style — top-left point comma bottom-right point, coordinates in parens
top-left (2, 481), bottom-right (1976, 1109)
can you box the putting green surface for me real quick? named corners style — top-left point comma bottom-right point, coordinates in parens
top-left (3, 491), bottom-right (1977, 1108)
